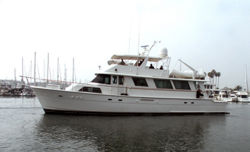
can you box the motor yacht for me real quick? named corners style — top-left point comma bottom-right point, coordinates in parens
top-left (215, 90), bottom-right (232, 102)
top-left (32, 43), bottom-right (228, 115)
top-left (236, 91), bottom-right (250, 103)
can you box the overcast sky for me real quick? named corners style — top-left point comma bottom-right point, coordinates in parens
top-left (0, 0), bottom-right (250, 88)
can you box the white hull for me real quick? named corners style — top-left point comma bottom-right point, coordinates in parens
top-left (32, 86), bottom-right (228, 114)
top-left (238, 97), bottom-right (250, 103)
top-left (214, 97), bottom-right (232, 103)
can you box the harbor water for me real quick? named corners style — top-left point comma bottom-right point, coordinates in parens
top-left (1, 97), bottom-right (250, 152)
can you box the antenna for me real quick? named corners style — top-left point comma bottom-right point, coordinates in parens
top-left (149, 41), bottom-right (161, 51)
top-left (137, 20), bottom-right (141, 55)
top-left (141, 41), bottom-right (160, 56)
top-left (139, 41), bottom-right (161, 68)
top-left (128, 21), bottom-right (132, 54)
top-left (141, 45), bottom-right (149, 50)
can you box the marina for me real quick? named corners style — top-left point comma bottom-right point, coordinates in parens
top-left (0, 84), bottom-right (35, 97)
top-left (1, 0), bottom-right (250, 151)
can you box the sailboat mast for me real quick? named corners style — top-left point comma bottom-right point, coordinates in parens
top-left (57, 57), bottom-right (59, 83)
top-left (47, 53), bottom-right (49, 84)
top-left (14, 68), bottom-right (16, 88)
top-left (30, 60), bottom-right (32, 78)
top-left (72, 57), bottom-right (75, 83)
top-left (246, 65), bottom-right (249, 93)
top-left (64, 64), bottom-right (67, 83)
top-left (21, 57), bottom-right (24, 83)
top-left (43, 59), bottom-right (45, 80)
top-left (34, 52), bottom-right (36, 85)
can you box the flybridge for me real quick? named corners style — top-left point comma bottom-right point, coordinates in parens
top-left (105, 44), bottom-right (169, 79)
top-left (110, 55), bottom-right (163, 62)
top-left (105, 52), bottom-right (171, 79)
top-left (108, 41), bottom-right (170, 67)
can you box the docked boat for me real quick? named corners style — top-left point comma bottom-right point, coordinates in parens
top-left (230, 93), bottom-right (238, 102)
top-left (214, 90), bottom-right (232, 102)
top-left (236, 91), bottom-right (250, 103)
top-left (32, 43), bottom-right (228, 115)
top-left (204, 82), bottom-right (219, 98)
top-left (237, 65), bottom-right (250, 103)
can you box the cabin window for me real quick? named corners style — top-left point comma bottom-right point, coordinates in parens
top-left (79, 87), bottom-right (102, 93)
top-left (214, 91), bottom-right (219, 95)
top-left (241, 95), bottom-right (248, 98)
top-left (112, 76), bottom-right (117, 84)
top-left (173, 80), bottom-right (191, 90)
top-left (193, 82), bottom-right (198, 89)
top-left (154, 79), bottom-right (173, 89)
top-left (222, 94), bottom-right (228, 98)
top-left (92, 74), bottom-right (111, 84)
top-left (132, 77), bottom-right (148, 87)
top-left (119, 76), bottom-right (124, 85)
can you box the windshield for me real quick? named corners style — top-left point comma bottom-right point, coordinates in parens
top-left (92, 74), bottom-right (111, 84)
top-left (222, 95), bottom-right (228, 98)
top-left (241, 95), bottom-right (248, 98)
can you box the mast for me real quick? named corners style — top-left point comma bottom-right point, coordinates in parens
top-left (34, 52), bottom-right (36, 85)
top-left (128, 21), bottom-right (132, 54)
top-left (43, 59), bottom-right (45, 80)
top-left (47, 53), bottom-right (49, 84)
top-left (137, 20), bottom-right (140, 54)
top-left (29, 60), bottom-right (32, 79)
top-left (246, 64), bottom-right (249, 93)
top-left (64, 64), bottom-right (67, 83)
top-left (72, 57), bottom-right (75, 83)
top-left (14, 68), bottom-right (16, 88)
top-left (21, 57), bottom-right (24, 84)
top-left (57, 57), bottom-right (59, 83)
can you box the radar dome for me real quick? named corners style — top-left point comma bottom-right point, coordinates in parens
top-left (160, 48), bottom-right (168, 58)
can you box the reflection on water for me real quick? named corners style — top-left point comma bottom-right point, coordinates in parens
top-left (4, 98), bottom-right (250, 152)
top-left (0, 97), bottom-right (40, 108)
top-left (36, 115), bottom-right (225, 152)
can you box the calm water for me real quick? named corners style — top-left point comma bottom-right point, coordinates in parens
top-left (1, 98), bottom-right (250, 152)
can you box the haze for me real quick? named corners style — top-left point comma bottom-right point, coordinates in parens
top-left (0, 0), bottom-right (249, 88)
